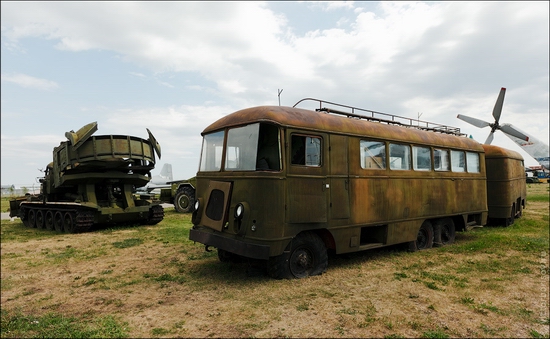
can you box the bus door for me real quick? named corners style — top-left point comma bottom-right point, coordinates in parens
top-left (329, 134), bottom-right (350, 220)
top-left (286, 131), bottom-right (328, 223)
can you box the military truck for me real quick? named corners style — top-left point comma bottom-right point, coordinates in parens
top-left (158, 177), bottom-right (196, 213)
top-left (9, 122), bottom-right (164, 233)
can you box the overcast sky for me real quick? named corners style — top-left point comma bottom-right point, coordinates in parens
top-left (2, 1), bottom-right (548, 187)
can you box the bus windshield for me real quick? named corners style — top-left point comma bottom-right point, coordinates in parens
top-left (199, 123), bottom-right (281, 172)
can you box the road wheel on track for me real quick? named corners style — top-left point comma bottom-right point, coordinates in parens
top-left (268, 232), bottom-right (328, 279)
top-left (408, 220), bottom-right (434, 252)
top-left (54, 211), bottom-right (64, 232)
top-left (63, 212), bottom-right (75, 233)
top-left (174, 187), bottom-right (195, 213)
top-left (20, 207), bottom-right (31, 227)
top-left (434, 218), bottom-right (455, 247)
top-left (45, 210), bottom-right (55, 230)
top-left (28, 209), bottom-right (37, 228)
top-left (35, 210), bottom-right (45, 229)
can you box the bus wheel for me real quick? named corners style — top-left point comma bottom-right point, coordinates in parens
top-left (408, 221), bottom-right (434, 251)
top-left (268, 232), bottom-right (328, 279)
top-left (434, 218), bottom-right (455, 246)
top-left (505, 204), bottom-right (515, 227)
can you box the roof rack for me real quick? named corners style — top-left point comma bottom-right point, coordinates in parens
top-left (293, 98), bottom-right (466, 137)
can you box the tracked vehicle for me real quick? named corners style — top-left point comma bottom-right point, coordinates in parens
top-left (9, 122), bottom-right (164, 233)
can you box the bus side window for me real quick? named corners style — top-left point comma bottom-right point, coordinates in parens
top-left (389, 143), bottom-right (411, 170)
top-left (451, 150), bottom-right (466, 172)
top-left (256, 123), bottom-right (281, 171)
top-left (434, 148), bottom-right (450, 171)
top-left (360, 140), bottom-right (386, 169)
top-left (466, 152), bottom-right (480, 173)
top-left (413, 146), bottom-right (431, 171)
top-left (291, 135), bottom-right (321, 166)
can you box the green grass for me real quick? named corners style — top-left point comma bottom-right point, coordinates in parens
top-left (0, 309), bottom-right (129, 338)
top-left (1, 188), bottom-right (548, 338)
top-left (1, 196), bottom-right (12, 213)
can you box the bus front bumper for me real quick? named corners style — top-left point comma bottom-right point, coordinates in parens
top-left (189, 228), bottom-right (271, 260)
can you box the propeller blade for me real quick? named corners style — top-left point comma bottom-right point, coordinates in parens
top-left (492, 87), bottom-right (506, 123)
top-left (500, 123), bottom-right (529, 141)
top-left (485, 132), bottom-right (494, 145)
top-left (457, 114), bottom-right (491, 128)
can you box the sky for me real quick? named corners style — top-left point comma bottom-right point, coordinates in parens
top-left (1, 1), bottom-right (549, 187)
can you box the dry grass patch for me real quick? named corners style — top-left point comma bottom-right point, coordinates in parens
top-left (1, 185), bottom-right (549, 338)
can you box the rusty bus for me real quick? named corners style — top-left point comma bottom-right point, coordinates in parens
top-left (483, 144), bottom-right (526, 226)
top-left (189, 99), bottom-right (523, 279)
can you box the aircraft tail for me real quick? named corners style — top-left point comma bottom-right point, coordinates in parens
top-left (159, 163), bottom-right (173, 181)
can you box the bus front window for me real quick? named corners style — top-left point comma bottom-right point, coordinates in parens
top-left (224, 123), bottom-right (282, 172)
top-left (199, 131), bottom-right (224, 172)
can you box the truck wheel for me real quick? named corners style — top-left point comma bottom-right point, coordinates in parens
top-left (174, 187), bottom-right (195, 213)
top-left (434, 218), bottom-right (455, 247)
top-left (408, 220), bottom-right (434, 251)
top-left (268, 232), bottom-right (328, 279)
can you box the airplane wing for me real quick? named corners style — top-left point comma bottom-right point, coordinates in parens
top-left (502, 124), bottom-right (549, 169)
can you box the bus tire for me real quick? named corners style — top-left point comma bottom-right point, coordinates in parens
top-left (409, 220), bottom-right (434, 251)
top-left (505, 203), bottom-right (515, 227)
top-left (268, 232), bottom-right (328, 279)
top-left (434, 218), bottom-right (455, 246)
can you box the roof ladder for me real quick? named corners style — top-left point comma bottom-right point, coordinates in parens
top-left (293, 98), bottom-right (466, 137)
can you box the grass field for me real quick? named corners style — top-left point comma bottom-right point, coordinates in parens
top-left (1, 184), bottom-right (549, 338)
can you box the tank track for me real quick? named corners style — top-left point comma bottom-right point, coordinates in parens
top-left (19, 203), bottom-right (164, 232)
top-left (73, 210), bottom-right (95, 233)
top-left (20, 205), bottom-right (95, 233)
top-left (144, 204), bottom-right (164, 225)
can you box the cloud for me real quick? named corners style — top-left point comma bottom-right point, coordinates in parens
top-left (1, 1), bottom-right (547, 183)
top-left (1, 73), bottom-right (59, 91)
top-left (2, 2), bottom-right (547, 106)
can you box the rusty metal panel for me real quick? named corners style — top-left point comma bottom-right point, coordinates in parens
top-left (287, 177), bottom-right (327, 223)
top-left (200, 180), bottom-right (232, 232)
top-left (483, 144), bottom-right (526, 219)
top-left (329, 134), bottom-right (350, 219)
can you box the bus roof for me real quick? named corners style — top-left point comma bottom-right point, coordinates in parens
top-left (482, 144), bottom-right (524, 161)
top-left (203, 105), bottom-right (485, 151)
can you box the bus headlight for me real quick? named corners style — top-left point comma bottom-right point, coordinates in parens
top-left (234, 203), bottom-right (244, 220)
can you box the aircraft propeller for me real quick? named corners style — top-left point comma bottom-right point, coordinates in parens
top-left (457, 87), bottom-right (530, 144)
